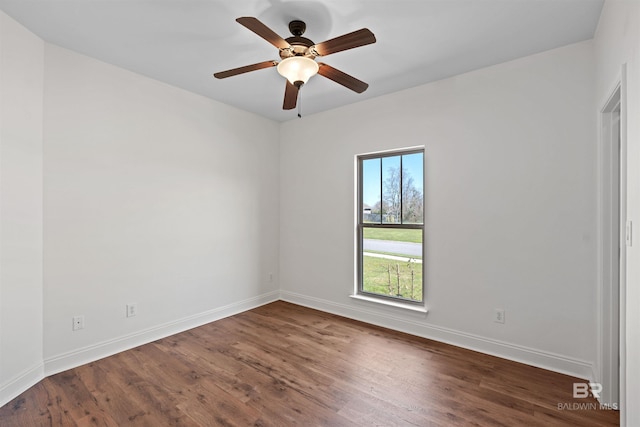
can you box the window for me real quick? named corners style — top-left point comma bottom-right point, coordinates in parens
top-left (357, 148), bottom-right (424, 304)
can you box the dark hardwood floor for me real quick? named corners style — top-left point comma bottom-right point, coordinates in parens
top-left (0, 301), bottom-right (619, 426)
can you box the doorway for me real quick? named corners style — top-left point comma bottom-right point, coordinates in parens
top-left (600, 81), bottom-right (624, 409)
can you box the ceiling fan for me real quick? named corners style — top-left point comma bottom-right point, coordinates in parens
top-left (214, 17), bottom-right (376, 111)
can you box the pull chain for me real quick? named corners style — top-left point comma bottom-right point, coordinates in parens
top-left (297, 88), bottom-right (302, 118)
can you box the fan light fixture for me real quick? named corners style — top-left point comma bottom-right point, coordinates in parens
top-left (277, 57), bottom-right (319, 86)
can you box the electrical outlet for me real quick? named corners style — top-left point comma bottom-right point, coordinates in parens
top-left (268, 272), bottom-right (273, 282)
top-left (72, 315), bottom-right (85, 331)
top-left (126, 303), bottom-right (137, 318)
top-left (494, 309), bottom-right (505, 324)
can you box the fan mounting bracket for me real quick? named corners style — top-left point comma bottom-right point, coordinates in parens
top-left (288, 20), bottom-right (306, 36)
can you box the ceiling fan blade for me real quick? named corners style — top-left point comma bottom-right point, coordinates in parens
top-left (317, 63), bottom-right (369, 93)
top-left (236, 17), bottom-right (291, 50)
top-left (213, 60), bottom-right (277, 79)
top-left (312, 28), bottom-right (376, 56)
top-left (283, 81), bottom-right (299, 110)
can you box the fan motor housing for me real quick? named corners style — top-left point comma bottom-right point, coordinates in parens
top-left (280, 37), bottom-right (315, 59)
top-left (279, 20), bottom-right (316, 59)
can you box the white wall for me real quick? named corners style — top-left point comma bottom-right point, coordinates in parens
top-left (0, 20), bottom-right (281, 404)
top-left (594, 1), bottom-right (640, 425)
top-left (41, 44), bottom-right (281, 374)
top-left (0, 11), bottom-right (44, 406)
top-left (280, 41), bottom-right (597, 378)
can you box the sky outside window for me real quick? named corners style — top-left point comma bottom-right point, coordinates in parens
top-left (361, 152), bottom-right (424, 213)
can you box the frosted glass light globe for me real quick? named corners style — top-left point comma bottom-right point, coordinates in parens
top-left (277, 57), bottom-right (319, 85)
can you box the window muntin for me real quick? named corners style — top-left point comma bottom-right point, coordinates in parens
top-left (358, 149), bottom-right (424, 304)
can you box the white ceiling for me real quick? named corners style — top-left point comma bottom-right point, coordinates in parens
top-left (0, 0), bottom-right (603, 122)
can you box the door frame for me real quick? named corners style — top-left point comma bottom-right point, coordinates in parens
top-left (597, 67), bottom-right (626, 410)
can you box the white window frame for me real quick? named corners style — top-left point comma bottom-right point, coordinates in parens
top-left (354, 147), bottom-right (425, 308)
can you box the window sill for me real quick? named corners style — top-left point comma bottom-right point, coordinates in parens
top-left (349, 294), bottom-right (428, 313)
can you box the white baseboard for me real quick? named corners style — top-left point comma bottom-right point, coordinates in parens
top-left (280, 290), bottom-right (595, 380)
top-left (0, 363), bottom-right (45, 408)
top-left (44, 290), bottom-right (280, 377)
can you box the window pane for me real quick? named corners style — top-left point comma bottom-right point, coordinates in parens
top-left (361, 227), bottom-right (423, 302)
top-left (381, 156), bottom-right (401, 224)
top-left (362, 158), bottom-right (381, 223)
top-left (401, 152), bottom-right (424, 224)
